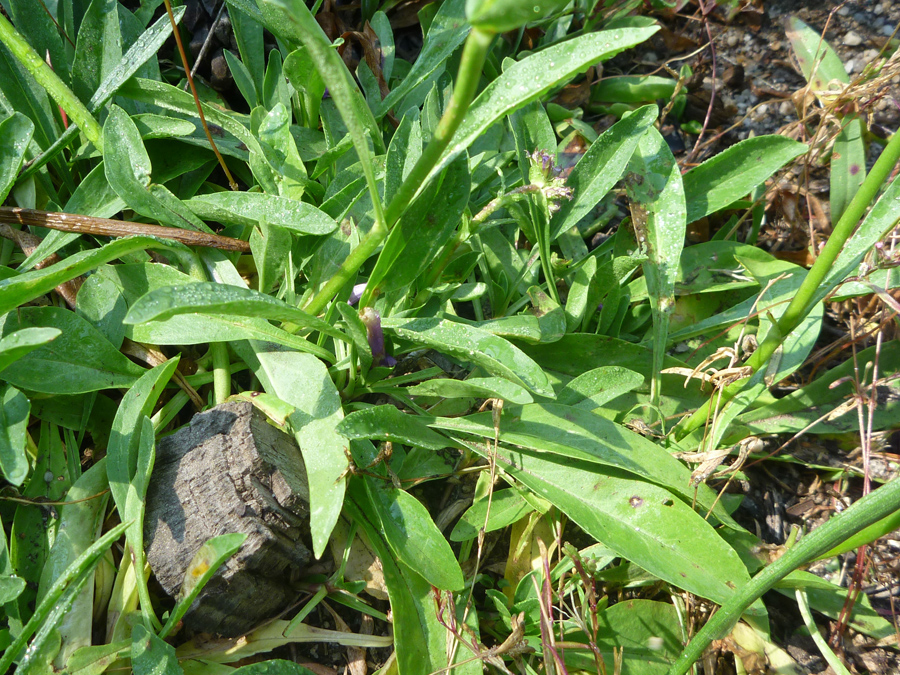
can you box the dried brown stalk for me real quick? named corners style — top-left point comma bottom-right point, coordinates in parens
top-left (0, 206), bottom-right (250, 252)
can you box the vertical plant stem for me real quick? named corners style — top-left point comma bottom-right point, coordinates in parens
top-left (302, 220), bottom-right (388, 316)
top-left (304, 27), bottom-right (495, 315)
top-left (0, 12), bottom-right (103, 151)
top-left (679, 129), bottom-right (900, 437)
top-left (746, 128), bottom-right (900, 373)
top-left (381, 27), bottom-right (495, 230)
top-left (668, 476), bottom-right (900, 675)
top-left (211, 343), bottom-right (230, 404)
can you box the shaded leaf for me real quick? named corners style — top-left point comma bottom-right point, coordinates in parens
top-left (682, 136), bottom-right (807, 224)
top-left (0, 308), bottom-right (144, 394)
top-left (0, 384), bottom-right (29, 485)
top-left (383, 317), bottom-right (553, 397)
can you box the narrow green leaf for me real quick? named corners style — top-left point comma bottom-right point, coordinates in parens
top-left (87, 6), bottom-right (185, 112)
top-left (161, 533), bottom-right (247, 638)
top-left (818, 172), bottom-right (900, 304)
top-left (224, 48), bottom-right (260, 109)
top-left (407, 376), bottom-right (533, 405)
top-left (132, 624), bottom-right (183, 675)
top-left (338, 406), bottom-right (450, 450)
top-left (450, 489), bottom-right (534, 541)
top-left (64, 641), bottom-right (129, 675)
top-left (107, 359), bottom-right (180, 531)
top-left (0, 327), bottom-right (61, 374)
top-left (103, 105), bottom-right (209, 232)
top-left (0, 384), bottom-right (29, 485)
top-left (283, 46), bottom-right (324, 129)
top-left (251, 222), bottom-right (291, 295)
top-left (432, 402), bottom-right (733, 523)
top-left (125, 417), bottom-right (160, 629)
top-left (374, 0), bottom-right (469, 119)
top-left (72, 0), bottom-right (122, 105)
top-left (184, 192), bottom-right (337, 235)
top-left (383, 317), bottom-right (553, 397)
top-left (36, 459), bottom-right (110, 669)
top-left (624, 126), bottom-right (685, 407)
top-left (489, 447), bottom-right (750, 607)
top-left (383, 111), bottom-right (422, 210)
top-left (369, 154), bottom-right (470, 294)
top-left (0, 235), bottom-right (189, 316)
top-left (0, 112), bottom-right (34, 204)
top-left (682, 136), bottom-right (807, 224)
top-left (830, 116), bottom-right (866, 224)
top-left (551, 104), bottom-right (657, 239)
top-left (227, 0), bottom-right (265, 95)
top-left (429, 27), bottom-right (658, 183)
top-left (785, 16), bottom-right (849, 95)
top-left (345, 477), bottom-right (479, 674)
top-left (361, 474), bottom-right (464, 590)
top-left (0, 522), bottom-right (130, 675)
top-left (232, 662), bottom-right (319, 675)
top-left (0, 308), bottom-right (145, 394)
top-left (123, 281), bottom-right (344, 340)
top-left (257, 101), bottom-right (311, 199)
top-left (557, 366), bottom-right (644, 408)
top-left (232, 345), bottom-right (348, 560)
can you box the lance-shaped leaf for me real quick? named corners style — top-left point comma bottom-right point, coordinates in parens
top-left (624, 126), bottom-right (685, 407)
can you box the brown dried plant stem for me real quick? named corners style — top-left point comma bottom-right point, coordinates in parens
top-left (163, 0), bottom-right (238, 191)
top-left (0, 206), bottom-right (251, 252)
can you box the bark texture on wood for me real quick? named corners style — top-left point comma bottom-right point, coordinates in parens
top-left (144, 400), bottom-right (311, 637)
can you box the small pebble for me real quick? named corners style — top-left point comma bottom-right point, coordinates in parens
top-left (778, 101), bottom-right (793, 116)
top-left (770, 41), bottom-right (781, 51)
top-left (756, 104), bottom-right (769, 116)
top-left (644, 51), bottom-right (658, 62)
top-left (884, 24), bottom-right (897, 37)
top-left (845, 59), bottom-right (858, 73)
top-left (726, 33), bottom-right (740, 47)
top-left (843, 31), bottom-right (863, 46)
top-left (874, 3), bottom-right (884, 14)
top-left (837, 5), bottom-right (851, 16)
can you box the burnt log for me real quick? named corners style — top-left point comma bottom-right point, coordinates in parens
top-left (144, 399), bottom-right (311, 637)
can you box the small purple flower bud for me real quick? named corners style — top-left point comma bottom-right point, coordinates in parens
top-left (349, 283), bottom-right (367, 305)
top-left (359, 307), bottom-right (396, 367)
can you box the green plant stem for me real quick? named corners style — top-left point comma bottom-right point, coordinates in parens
top-left (382, 27), bottom-right (495, 231)
top-left (0, 13), bottom-right (103, 152)
top-left (679, 128), bottom-right (900, 437)
top-left (211, 343), bottom-right (231, 404)
top-left (667, 477), bottom-right (900, 675)
top-left (795, 589), bottom-right (852, 675)
top-left (747, 129), bottom-right (900, 372)
top-left (304, 27), bottom-right (494, 316)
top-left (303, 220), bottom-right (388, 316)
